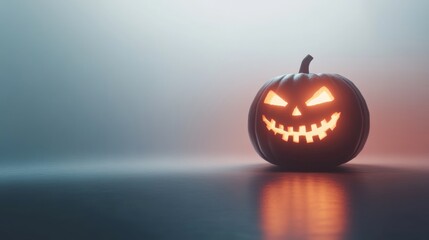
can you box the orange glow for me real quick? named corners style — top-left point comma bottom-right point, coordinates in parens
top-left (261, 175), bottom-right (347, 240)
top-left (264, 90), bottom-right (288, 107)
top-left (292, 107), bottom-right (302, 116)
top-left (306, 86), bottom-right (334, 106)
top-left (262, 112), bottom-right (341, 143)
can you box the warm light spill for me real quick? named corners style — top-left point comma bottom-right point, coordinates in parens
top-left (262, 112), bottom-right (341, 143)
top-left (306, 86), bottom-right (334, 106)
top-left (264, 90), bottom-right (288, 107)
top-left (261, 175), bottom-right (347, 240)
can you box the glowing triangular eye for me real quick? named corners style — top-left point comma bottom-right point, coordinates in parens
top-left (264, 90), bottom-right (288, 107)
top-left (305, 86), bottom-right (334, 106)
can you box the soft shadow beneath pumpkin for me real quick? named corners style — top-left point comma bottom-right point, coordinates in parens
top-left (258, 163), bottom-right (402, 173)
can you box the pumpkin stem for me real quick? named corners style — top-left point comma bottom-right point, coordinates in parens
top-left (299, 54), bottom-right (313, 74)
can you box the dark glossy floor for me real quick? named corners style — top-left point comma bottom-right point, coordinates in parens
top-left (1, 156), bottom-right (429, 239)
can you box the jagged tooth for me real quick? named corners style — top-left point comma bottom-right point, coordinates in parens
top-left (333, 112), bottom-right (341, 119)
top-left (282, 133), bottom-right (289, 142)
top-left (262, 116), bottom-right (267, 124)
top-left (286, 126), bottom-right (298, 143)
top-left (278, 124), bottom-right (284, 131)
top-left (272, 121), bottom-right (278, 134)
top-left (321, 119), bottom-right (328, 130)
top-left (329, 113), bottom-right (340, 130)
top-left (318, 131), bottom-right (327, 140)
top-left (293, 133), bottom-right (299, 143)
top-left (306, 134), bottom-right (314, 143)
top-left (267, 119), bottom-right (275, 131)
top-left (262, 116), bottom-right (270, 130)
top-left (311, 124), bottom-right (318, 132)
top-left (329, 119), bottom-right (336, 130)
top-left (300, 125), bottom-right (313, 143)
top-left (299, 125), bottom-right (306, 136)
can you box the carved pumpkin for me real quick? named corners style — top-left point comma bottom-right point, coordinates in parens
top-left (248, 55), bottom-right (369, 168)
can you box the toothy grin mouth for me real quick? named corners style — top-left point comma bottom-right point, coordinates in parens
top-left (262, 112), bottom-right (341, 143)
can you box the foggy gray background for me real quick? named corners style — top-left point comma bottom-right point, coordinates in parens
top-left (1, 0), bottom-right (428, 161)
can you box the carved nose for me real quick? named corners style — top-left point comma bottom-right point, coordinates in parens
top-left (292, 106), bottom-right (302, 116)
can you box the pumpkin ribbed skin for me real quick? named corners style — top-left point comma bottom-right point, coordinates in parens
top-left (248, 56), bottom-right (369, 169)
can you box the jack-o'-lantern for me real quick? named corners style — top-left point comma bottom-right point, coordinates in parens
top-left (248, 55), bottom-right (369, 168)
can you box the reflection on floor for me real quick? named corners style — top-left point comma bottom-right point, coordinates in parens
top-left (261, 174), bottom-right (346, 240)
